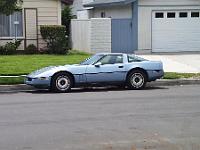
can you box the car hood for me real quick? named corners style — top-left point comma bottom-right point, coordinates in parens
top-left (28, 64), bottom-right (80, 78)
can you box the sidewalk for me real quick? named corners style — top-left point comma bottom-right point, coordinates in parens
top-left (139, 54), bottom-right (200, 73)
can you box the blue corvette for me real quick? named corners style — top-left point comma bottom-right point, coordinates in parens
top-left (25, 53), bottom-right (164, 92)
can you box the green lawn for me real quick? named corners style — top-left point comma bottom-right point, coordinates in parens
top-left (0, 54), bottom-right (90, 76)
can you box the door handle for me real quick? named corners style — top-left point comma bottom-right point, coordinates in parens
top-left (118, 66), bottom-right (124, 68)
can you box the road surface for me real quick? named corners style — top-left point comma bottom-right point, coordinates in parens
top-left (0, 85), bottom-right (200, 150)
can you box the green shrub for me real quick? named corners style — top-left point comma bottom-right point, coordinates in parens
top-left (68, 50), bottom-right (90, 55)
top-left (62, 6), bottom-right (73, 36)
top-left (25, 44), bottom-right (38, 54)
top-left (4, 42), bottom-right (17, 55)
top-left (0, 40), bottom-right (21, 55)
top-left (0, 46), bottom-right (5, 55)
top-left (40, 25), bottom-right (68, 55)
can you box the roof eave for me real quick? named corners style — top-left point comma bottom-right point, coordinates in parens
top-left (83, 0), bottom-right (136, 8)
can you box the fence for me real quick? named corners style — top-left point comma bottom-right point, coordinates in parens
top-left (71, 18), bottom-right (112, 53)
top-left (71, 19), bottom-right (91, 53)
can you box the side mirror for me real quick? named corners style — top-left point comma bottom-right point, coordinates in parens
top-left (95, 62), bottom-right (101, 67)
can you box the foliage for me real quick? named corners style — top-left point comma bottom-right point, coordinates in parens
top-left (25, 44), bottom-right (38, 54)
top-left (0, 0), bottom-right (23, 15)
top-left (62, 6), bottom-right (73, 36)
top-left (40, 25), bottom-right (68, 54)
top-left (0, 40), bottom-right (21, 55)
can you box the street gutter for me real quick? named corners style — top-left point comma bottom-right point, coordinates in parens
top-left (0, 79), bottom-right (200, 92)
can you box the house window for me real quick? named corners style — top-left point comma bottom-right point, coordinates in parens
top-left (101, 12), bottom-right (106, 18)
top-left (191, 12), bottom-right (199, 18)
top-left (0, 11), bottom-right (23, 37)
top-left (179, 12), bottom-right (188, 18)
top-left (167, 12), bottom-right (176, 18)
top-left (155, 12), bottom-right (164, 18)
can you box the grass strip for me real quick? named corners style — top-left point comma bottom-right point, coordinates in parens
top-left (0, 77), bottom-right (24, 85)
top-left (164, 72), bottom-right (200, 79)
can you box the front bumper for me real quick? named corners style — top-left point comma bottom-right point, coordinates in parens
top-left (25, 77), bottom-right (51, 88)
top-left (147, 70), bottom-right (164, 81)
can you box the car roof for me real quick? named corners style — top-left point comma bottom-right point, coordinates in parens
top-left (96, 53), bottom-right (127, 55)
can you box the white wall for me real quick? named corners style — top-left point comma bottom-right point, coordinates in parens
top-left (77, 10), bottom-right (92, 19)
top-left (71, 18), bottom-right (111, 53)
top-left (72, 0), bottom-right (93, 17)
top-left (93, 4), bottom-right (132, 19)
top-left (138, 0), bottom-right (200, 51)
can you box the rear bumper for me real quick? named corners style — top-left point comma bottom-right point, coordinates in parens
top-left (147, 70), bottom-right (164, 81)
top-left (25, 77), bottom-right (51, 88)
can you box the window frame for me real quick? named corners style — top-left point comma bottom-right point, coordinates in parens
top-left (0, 10), bottom-right (24, 39)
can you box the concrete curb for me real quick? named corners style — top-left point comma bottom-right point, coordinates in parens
top-left (0, 79), bottom-right (200, 92)
top-left (148, 79), bottom-right (200, 86)
top-left (0, 84), bottom-right (36, 92)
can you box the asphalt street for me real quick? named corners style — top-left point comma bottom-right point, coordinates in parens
top-left (0, 85), bottom-right (200, 150)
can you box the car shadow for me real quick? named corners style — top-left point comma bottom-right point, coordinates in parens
top-left (25, 86), bottom-right (169, 94)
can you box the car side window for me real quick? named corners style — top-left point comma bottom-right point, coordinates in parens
top-left (128, 55), bottom-right (145, 62)
top-left (98, 55), bottom-right (123, 65)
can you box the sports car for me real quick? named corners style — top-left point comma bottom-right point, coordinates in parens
top-left (25, 53), bottom-right (164, 92)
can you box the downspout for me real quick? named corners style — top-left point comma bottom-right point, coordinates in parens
top-left (132, 0), bottom-right (138, 52)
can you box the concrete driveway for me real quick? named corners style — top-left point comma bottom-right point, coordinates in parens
top-left (139, 54), bottom-right (200, 73)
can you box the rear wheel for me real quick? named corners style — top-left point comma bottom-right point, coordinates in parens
top-left (127, 70), bottom-right (147, 90)
top-left (51, 72), bottom-right (73, 93)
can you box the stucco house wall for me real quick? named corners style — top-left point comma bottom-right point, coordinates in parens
top-left (92, 4), bottom-right (132, 19)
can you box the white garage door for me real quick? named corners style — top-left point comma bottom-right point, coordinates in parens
top-left (152, 10), bottom-right (200, 52)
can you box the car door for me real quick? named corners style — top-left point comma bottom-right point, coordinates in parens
top-left (85, 54), bottom-right (126, 83)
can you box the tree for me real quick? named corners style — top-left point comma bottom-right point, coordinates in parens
top-left (0, 0), bottom-right (23, 15)
top-left (62, 6), bottom-right (73, 36)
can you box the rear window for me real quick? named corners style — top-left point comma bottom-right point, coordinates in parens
top-left (127, 55), bottom-right (146, 63)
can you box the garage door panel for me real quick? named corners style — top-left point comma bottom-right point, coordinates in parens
top-left (152, 10), bottom-right (200, 52)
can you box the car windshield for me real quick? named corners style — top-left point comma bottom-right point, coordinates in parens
top-left (80, 54), bottom-right (104, 65)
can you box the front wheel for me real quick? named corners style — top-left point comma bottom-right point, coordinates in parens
top-left (51, 73), bottom-right (73, 93)
top-left (127, 70), bottom-right (147, 90)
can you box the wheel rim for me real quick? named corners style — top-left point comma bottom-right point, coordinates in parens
top-left (56, 76), bottom-right (71, 91)
top-left (130, 73), bottom-right (144, 88)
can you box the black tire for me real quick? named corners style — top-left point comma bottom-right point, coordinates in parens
top-left (127, 70), bottom-right (147, 90)
top-left (51, 72), bottom-right (73, 93)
